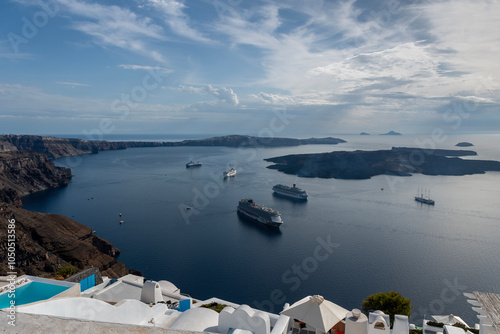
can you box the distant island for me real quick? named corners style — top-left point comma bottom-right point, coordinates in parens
top-left (360, 132), bottom-right (370, 135)
top-left (164, 135), bottom-right (347, 147)
top-left (265, 147), bottom-right (500, 179)
top-left (456, 142), bottom-right (474, 147)
top-left (380, 131), bottom-right (402, 135)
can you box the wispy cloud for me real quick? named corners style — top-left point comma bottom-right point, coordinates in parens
top-left (249, 92), bottom-right (296, 105)
top-left (28, 0), bottom-right (168, 62)
top-left (176, 84), bottom-right (239, 106)
top-left (118, 64), bottom-right (172, 73)
top-left (56, 81), bottom-right (89, 87)
top-left (142, 0), bottom-right (211, 43)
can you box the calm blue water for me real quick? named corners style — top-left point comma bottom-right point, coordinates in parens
top-left (23, 134), bottom-right (500, 325)
top-left (0, 282), bottom-right (69, 309)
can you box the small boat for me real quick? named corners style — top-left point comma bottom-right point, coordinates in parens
top-left (186, 161), bottom-right (202, 168)
top-left (223, 168), bottom-right (237, 178)
top-left (414, 187), bottom-right (435, 205)
top-left (119, 220), bottom-right (124, 224)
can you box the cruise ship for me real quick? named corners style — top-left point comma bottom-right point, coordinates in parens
top-left (237, 198), bottom-right (283, 227)
top-left (186, 161), bottom-right (202, 168)
top-left (223, 168), bottom-right (237, 178)
top-left (272, 184), bottom-right (308, 200)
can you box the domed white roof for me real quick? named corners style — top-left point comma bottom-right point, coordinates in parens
top-left (158, 280), bottom-right (179, 294)
top-left (169, 307), bottom-right (219, 331)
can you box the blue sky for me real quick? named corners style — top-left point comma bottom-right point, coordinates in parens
top-left (0, 0), bottom-right (499, 136)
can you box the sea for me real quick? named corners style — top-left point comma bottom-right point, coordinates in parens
top-left (23, 133), bottom-right (500, 325)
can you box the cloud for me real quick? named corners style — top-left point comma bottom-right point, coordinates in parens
top-left (250, 92), bottom-right (296, 105)
top-left (56, 81), bottom-right (89, 87)
top-left (142, 0), bottom-right (211, 43)
top-left (118, 64), bottom-right (172, 73)
top-left (212, 1), bottom-right (499, 105)
top-left (12, 0), bottom-right (167, 62)
top-left (177, 85), bottom-right (239, 105)
top-left (5, 0), bottom-right (500, 135)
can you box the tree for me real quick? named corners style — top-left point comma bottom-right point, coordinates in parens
top-left (361, 291), bottom-right (413, 325)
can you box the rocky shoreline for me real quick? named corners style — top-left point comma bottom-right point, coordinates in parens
top-left (0, 136), bottom-right (141, 278)
top-left (0, 203), bottom-right (133, 278)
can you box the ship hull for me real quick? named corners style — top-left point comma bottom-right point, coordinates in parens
top-left (237, 199), bottom-right (283, 227)
top-left (415, 197), bottom-right (435, 205)
top-left (272, 184), bottom-right (308, 200)
top-left (273, 189), bottom-right (308, 200)
top-left (237, 208), bottom-right (282, 227)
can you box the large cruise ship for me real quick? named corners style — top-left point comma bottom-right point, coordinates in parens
top-left (272, 184), bottom-right (308, 200)
top-left (237, 198), bottom-right (283, 227)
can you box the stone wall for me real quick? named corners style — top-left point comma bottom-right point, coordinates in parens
top-left (65, 267), bottom-right (104, 286)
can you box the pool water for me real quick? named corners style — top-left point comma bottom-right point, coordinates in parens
top-left (0, 281), bottom-right (69, 309)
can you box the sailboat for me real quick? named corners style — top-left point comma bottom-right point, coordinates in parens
top-left (415, 187), bottom-right (435, 205)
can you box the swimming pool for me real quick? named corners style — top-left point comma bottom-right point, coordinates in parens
top-left (0, 281), bottom-right (69, 309)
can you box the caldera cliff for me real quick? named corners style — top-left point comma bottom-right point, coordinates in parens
top-left (0, 203), bottom-right (132, 278)
top-left (0, 136), bottom-right (142, 278)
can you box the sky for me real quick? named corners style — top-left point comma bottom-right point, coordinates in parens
top-left (0, 0), bottom-right (499, 136)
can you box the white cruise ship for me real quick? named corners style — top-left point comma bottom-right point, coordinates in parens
top-left (272, 184), bottom-right (308, 200)
top-left (237, 198), bottom-right (283, 227)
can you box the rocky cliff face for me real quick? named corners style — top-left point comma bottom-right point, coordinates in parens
top-left (0, 151), bottom-right (71, 199)
top-left (0, 203), bottom-right (130, 278)
top-left (0, 136), bottom-right (140, 278)
top-left (0, 135), bottom-right (132, 159)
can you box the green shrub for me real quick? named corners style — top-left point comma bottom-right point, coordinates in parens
top-left (56, 262), bottom-right (79, 278)
top-left (200, 302), bottom-right (228, 313)
top-left (362, 291), bottom-right (413, 325)
top-left (427, 321), bottom-right (444, 328)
